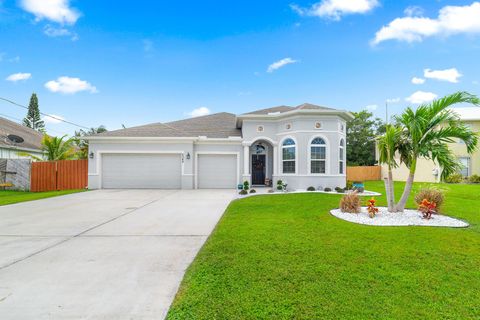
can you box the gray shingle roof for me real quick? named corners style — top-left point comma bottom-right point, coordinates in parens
top-left (91, 104), bottom-right (347, 139)
top-left (0, 117), bottom-right (43, 151)
top-left (243, 105), bottom-right (294, 115)
top-left (95, 112), bottom-right (241, 138)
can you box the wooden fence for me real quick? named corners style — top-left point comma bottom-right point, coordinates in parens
top-left (31, 159), bottom-right (88, 192)
top-left (346, 166), bottom-right (381, 181)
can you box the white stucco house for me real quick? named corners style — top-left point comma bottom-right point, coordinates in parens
top-left (87, 103), bottom-right (354, 190)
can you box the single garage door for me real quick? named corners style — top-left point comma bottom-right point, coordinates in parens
top-left (197, 154), bottom-right (237, 189)
top-left (102, 153), bottom-right (182, 189)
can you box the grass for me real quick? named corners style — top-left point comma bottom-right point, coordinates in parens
top-left (167, 181), bottom-right (480, 319)
top-left (0, 189), bottom-right (85, 206)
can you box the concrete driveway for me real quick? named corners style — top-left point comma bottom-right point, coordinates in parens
top-left (0, 189), bottom-right (235, 319)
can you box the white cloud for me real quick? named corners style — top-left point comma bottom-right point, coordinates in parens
top-left (267, 58), bottom-right (298, 73)
top-left (43, 25), bottom-right (78, 40)
top-left (404, 5), bottom-right (424, 17)
top-left (411, 77), bottom-right (425, 84)
top-left (365, 104), bottom-right (378, 111)
top-left (43, 114), bottom-right (64, 124)
top-left (44, 76), bottom-right (98, 94)
top-left (473, 80), bottom-right (479, 85)
top-left (187, 107), bottom-right (211, 118)
top-left (424, 68), bottom-right (462, 83)
top-left (6, 72), bottom-right (31, 82)
top-left (291, 0), bottom-right (378, 20)
top-left (405, 91), bottom-right (438, 104)
top-left (372, 2), bottom-right (480, 45)
top-left (8, 56), bottom-right (20, 63)
top-left (20, 0), bottom-right (80, 24)
top-left (386, 97), bottom-right (400, 103)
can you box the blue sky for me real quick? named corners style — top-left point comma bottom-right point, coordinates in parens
top-left (1, 0), bottom-right (480, 135)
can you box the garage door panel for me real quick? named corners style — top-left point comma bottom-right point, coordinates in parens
top-left (198, 154), bottom-right (237, 189)
top-left (102, 154), bottom-right (181, 189)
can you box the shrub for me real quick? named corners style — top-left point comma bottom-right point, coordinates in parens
top-left (243, 180), bottom-right (250, 191)
top-left (249, 189), bottom-right (256, 193)
top-left (239, 189), bottom-right (248, 195)
top-left (337, 188), bottom-right (345, 193)
top-left (445, 173), bottom-right (463, 183)
top-left (324, 187), bottom-right (332, 192)
top-left (307, 186), bottom-right (316, 191)
top-left (346, 181), bottom-right (353, 190)
top-left (418, 198), bottom-right (437, 219)
top-left (276, 185), bottom-right (283, 191)
top-left (276, 180), bottom-right (284, 191)
top-left (469, 174), bottom-right (480, 183)
top-left (366, 198), bottom-right (379, 218)
top-left (339, 192), bottom-right (361, 213)
top-left (414, 188), bottom-right (444, 211)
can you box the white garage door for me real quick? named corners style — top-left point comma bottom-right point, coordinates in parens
top-left (102, 153), bottom-right (182, 189)
top-left (197, 154), bottom-right (237, 189)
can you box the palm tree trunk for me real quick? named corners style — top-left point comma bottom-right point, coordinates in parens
top-left (388, 169), bottom-right (396, 212)
top-left (395, 159), bottom-right (417, 212)
top-left (383, 177), bottom-right (391, 209)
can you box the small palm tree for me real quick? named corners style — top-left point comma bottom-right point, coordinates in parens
top-left (394, 91), bottom-right (479, 211)
top-left (21, 135), bottom-right (76, 161)
top-left (377, 125), bottom-right (402, 212)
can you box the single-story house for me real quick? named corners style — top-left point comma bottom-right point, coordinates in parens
top-left (0, 117), bottom-right (44, 159)
top-left (87, 103), bottom-right (354, 190)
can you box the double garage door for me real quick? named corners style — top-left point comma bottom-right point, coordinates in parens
top-left (101, 153), bottom-right (237, 189)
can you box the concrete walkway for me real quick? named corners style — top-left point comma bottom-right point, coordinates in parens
top-left (0, 189), bottom-right (235, 319)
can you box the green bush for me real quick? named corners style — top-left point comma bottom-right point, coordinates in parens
top-left (445, 173), bottom-right (463, 183)
top-left (324, 187), bottom-right (332, 192)
top-left (243, 180), bottom-right (250, 191)
top-left (239, 189), bottom-right (248, 195)
top-left (346, 181), bottom-right (353, 190)
top-left (469, 174), bottom-right (480, 183)
top-left (307, 186), bottom-right (316, 191)
top-left (249, 189), bottom-right (256, 193)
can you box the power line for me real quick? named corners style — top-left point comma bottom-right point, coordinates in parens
top-left (0, 112), bottom-right (70, 136)
top-left (0, 96), bottom-right (90, 130)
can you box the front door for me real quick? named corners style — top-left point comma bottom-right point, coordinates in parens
top-left (252, 154), bottom-right (266, 185)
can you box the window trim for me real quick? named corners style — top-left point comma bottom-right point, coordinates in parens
top-left (339, 138), bottom-right (345, 175)
top-left (280, 136), bottom-right (297, 175)
top-left (308, 135), bottom-right (329, 175)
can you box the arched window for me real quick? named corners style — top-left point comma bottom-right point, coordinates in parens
top-left (282, 138), bottom-right (296, 174)
top-left (339, 139), bottom-right (345, 174)
top-left (310, 137), bottom-right (326, 174)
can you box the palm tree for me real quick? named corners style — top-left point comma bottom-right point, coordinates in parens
top-left (21, 135), bottom-right (76, 161)
top-left (377, 125), bottom-right (402, 212)
top-left (74, 126), bottom-right (107, 159)
top-left (394, 91), bottom-right (479, 212)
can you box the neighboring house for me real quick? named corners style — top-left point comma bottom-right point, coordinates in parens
top-left (0, 117), bottom-right (44, 159)
top-left (87, 103), bottom-right (353, 190)
top-left (378, 107), bottom-right (480, 182)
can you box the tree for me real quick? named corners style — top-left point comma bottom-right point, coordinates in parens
top-left (389, 92), bottom-right (479, 212)
top-left (21, 135), bottom-right (76, 161)
top-left (347, 110), bottom-right (384, 166)
top-left (74, 126), bottom-right (107, 159)
top-left (377, 125), bottom-right (402, 212)
top-left (23, 93), bottom-right (45, 132)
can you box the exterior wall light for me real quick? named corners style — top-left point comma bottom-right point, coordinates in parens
top-left (89, 152), bottom-right (94, 159)
top-left (186, 152), bottom-right (191, 160)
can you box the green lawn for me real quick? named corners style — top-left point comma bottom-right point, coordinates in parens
top-left (167, 181), bottom-right (480, 319)
top-left (0, 189), bottom-right (85, 206)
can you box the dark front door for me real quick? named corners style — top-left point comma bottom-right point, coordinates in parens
top-left (252, 154), bottom-right (266, 185)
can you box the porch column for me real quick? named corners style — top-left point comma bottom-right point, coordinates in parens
top-left (273, 145), bottom-right (278, 176)
top-left (243, 144), bottom-right (250, 175)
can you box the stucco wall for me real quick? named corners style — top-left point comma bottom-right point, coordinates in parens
top-left (242, 115), bottom-right (347, 189)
